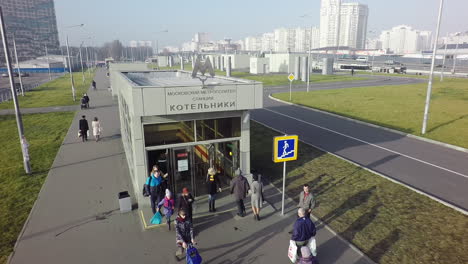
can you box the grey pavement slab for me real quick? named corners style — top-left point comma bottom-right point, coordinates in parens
top-left (251, 83), bottom-right (468, 213)
top-left (9, 68), bottom-right (373, 264)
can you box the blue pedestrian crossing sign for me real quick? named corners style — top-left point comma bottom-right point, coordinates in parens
top-left (273, 135), bottom-right (298, 163)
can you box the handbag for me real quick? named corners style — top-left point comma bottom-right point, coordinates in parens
top-left (142, 176), bottom-right (151, 197)
top-left (150, 211), bottom-right (162, 225)
top-left (186, 245), bottom-right (202, 264)
top-left (288, 240), bottom-right (298, 263)
top-left (306, 237), bottom-right (317, 257)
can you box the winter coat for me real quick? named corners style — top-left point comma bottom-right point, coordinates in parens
top-left (291, 217), bottom-right (316, 242)
top-left (176, 194), bottom-right (194, 214)
top-left (158, 197), bottom-right (174, 218)
top-left (230, 175), bottom-right (250, 200)
top-left (298, 191), bottom-right (316, 211)
top-left (145, 173), bottom-right (163, 196)
top-left (206, 173), bottom-right (221, 195)
top-left (79, 119), bottom-right (89, 131)
top-left (175, 217), bottom-right (194, 243)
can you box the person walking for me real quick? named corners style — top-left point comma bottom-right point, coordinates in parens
top-left (251, 173), bottom-right (264, 221)
top-left (91, 117), bottom-right (102, 142)
top-left (175, 209), bottom-right (196, 260)
top-left (176, 187), bottom-right (195, 223)
top-left (298, 184), bottom-right (315, 218)
top-left (230, 169), bottom-right (250, 217)
top-left (92, 80), bottom-right (96, 90)
top-left (157, 189), bottom-right (175, 230)
top-left (206, 167), bottom-right (222, 212)
top-left (83, 93), bottom-right (90, 108)
top-left (145, 165), bottom-right (165, 214)
top-left (78, 115), bottom-right (89, 142)
top-left (291, 208), bottom-right (316, 258)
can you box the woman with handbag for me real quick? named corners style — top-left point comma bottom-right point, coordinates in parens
top-left (91, 117), bottom-right (102, 142)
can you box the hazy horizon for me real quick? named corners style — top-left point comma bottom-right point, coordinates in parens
top-left (55, 0), bottom-right (468, 47)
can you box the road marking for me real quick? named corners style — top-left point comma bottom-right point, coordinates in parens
top-left (261, 108), bottom-right (468, 180)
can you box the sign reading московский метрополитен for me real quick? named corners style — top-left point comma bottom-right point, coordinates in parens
top-left (165, 86), bottom-right (237, 114)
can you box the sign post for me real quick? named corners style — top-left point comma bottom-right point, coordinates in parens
top-left (288, 73), bottom-right (295, 101)
top-left (273, 135), bottom-right (299, 215)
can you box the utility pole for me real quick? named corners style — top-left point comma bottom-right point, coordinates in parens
top-left (422, 0), bottom-right (444, 134)
top-left (0, 7), bottom-right (31, 174)
top-left (451, 33), bottom-right (460, 75)
top-left (79, 43), bottom-right (85, 83)
top-left (440, 33), bottom-right (448, 81)
top-left (307, 26), bottom-right (312, 92)
top-left (12, 35), bottom-right (24, 96)
top-left (45, 44), bottom-right (51, 80)
top-left (85, 45), bottom-right (90, 77)
top-left (65, 35), bottom-right (76, 101)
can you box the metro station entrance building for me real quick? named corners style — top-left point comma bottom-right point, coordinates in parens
top-left (110, 68), bottom-right (263, 205)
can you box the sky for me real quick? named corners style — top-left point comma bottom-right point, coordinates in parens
top-left (54, 0), bottom-right (468, 47)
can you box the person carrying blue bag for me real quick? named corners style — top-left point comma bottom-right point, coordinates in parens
top-left (175, 209), bottom-right (200, 263)
top-left (157, 189), bottom-right (175, 230)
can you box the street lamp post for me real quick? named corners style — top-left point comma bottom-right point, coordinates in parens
top-left (12, 35), bottom-right (24, 96)
top-left (45, 44), bottom-right (51, 80)
top-left (451, 33), bottom-right (460, 75)
top-left (0, 7), bottom-right (31, 174)
top-left (441, 33), bottom-right (448, 81)
top-left (79, 43), bottom-right (85, 83)
top-left (307, 26), bottom-right (312, 92)
top-left (65, 35), bottom-right (76, 101)
top-left (421, 0), bottom-right (444, 134)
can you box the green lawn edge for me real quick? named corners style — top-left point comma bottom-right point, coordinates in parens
top-left (0, 70), bottom-right (96, 110)
top-left (250, 121), bottom-right (468, 264)
top-left (0, 112), bottom-right (76, 263)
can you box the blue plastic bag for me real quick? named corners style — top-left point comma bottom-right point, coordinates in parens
top-left (150, 212), bottom-right (162, 225)
top-left (186, 245), bottom-right (202, 264)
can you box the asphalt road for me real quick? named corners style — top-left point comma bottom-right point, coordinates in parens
top-left (252, 76), bottom-right (468, 213)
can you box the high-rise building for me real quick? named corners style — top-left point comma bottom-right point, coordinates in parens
top-left (380, 25), bottom-right (432, 54)
top-left (274, 28), bottom-right (296, 52)
top-left (244, 36), bottom-right (262, 51)
top-left (339, 3), bottom-right (368, 49)
top-left (320, 0), bottom-right (341, 48)
top-left (0, 0), bottom-right (60, 63)
top-left (261, 33), bottom-right (275, 52)
top-left (295, 27), bottom-right (320, 52)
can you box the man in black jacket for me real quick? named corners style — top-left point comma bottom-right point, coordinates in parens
top-left (79, 115), bottom-right (89, 142)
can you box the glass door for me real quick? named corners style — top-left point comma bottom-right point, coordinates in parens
top-left (170, 147), bottom-right (192, 196)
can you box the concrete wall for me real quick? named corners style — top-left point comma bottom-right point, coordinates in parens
top-left (250, 57), bottom-right (270, 74)
top-left (265, 53), bottom-right (304, 73)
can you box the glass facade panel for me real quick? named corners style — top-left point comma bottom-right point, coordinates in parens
top-left (144, 121), bottom-right (194, 146)
top-left (196, 117), bottom-right (241, 141)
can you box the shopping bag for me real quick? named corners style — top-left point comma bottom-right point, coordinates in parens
top-left (150, 212), bottom-right (162, 225)
top-left (186, 245), bottom-right (202, 264)
top-left (288, 240), bottom-right (298, 263)
top-left (77, 131), bottom-right (81, 138)
top-left (307, 237), bottom-right (317, 257)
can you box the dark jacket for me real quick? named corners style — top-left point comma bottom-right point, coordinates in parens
top-left (291, 217), bottom-right (316, 242)
top-left (176, 193), bottom-right (194, 213)
top-left (207, 173), bottom-right (221, 195)
top-left (83, 95), bottom-right (89, 103)
top-left (175, 217), bottom-right (194, 243)
top-left (230, 175), bottom-right (250, 200)
top-left (79, 119), bottom-right (89, 131)
top-left (145, 173), bottom-right (163, 196)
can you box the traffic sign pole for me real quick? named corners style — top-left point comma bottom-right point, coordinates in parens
top-left (281, 161), bottom-right (286, 215)
top-left (288, 73), bottom-right (295, 102)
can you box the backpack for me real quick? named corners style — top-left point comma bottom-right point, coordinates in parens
top-left (186, 245), bottom-right (202, 264)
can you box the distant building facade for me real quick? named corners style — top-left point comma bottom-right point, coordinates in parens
top-left (339, 3), bottom-right (368, 49)
top-left (0, 0), bottom-right (60, 63)
top-left (380, 25), bottom-right (433, 54)
top-left (320, 0), bottom-right (341, 48)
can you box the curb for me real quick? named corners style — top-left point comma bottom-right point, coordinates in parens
top-left (268, 94), bottom-right (468, 154)
top-left (252, 119), bottom-right (468, 216)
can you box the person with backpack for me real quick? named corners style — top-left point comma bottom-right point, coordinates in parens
top-left (175, 209), bottom-right (197, 261)
top-left (145, 165), bottom-right (165, 214)
top-left (176, 187), bottom-right (195, 223)
top-left (157, 189), bottom-right (175, 230)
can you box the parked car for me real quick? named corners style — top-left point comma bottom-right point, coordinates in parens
top-left (1, 72), bottom-right (19, 77)
top-left (356, 56), bottom-right (368, 62)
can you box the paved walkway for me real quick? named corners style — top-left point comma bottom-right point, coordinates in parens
top-left (9, 68), bottom-right (374, 264)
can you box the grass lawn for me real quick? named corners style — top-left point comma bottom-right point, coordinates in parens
top-left (250, 121), bottom-right (468, 264)
top-left (273, 78), bottom-right (468, 148)
top-left (0, 71), bottom-right (95, 110)
top-left (0, 112), bottom-right (75, 264)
